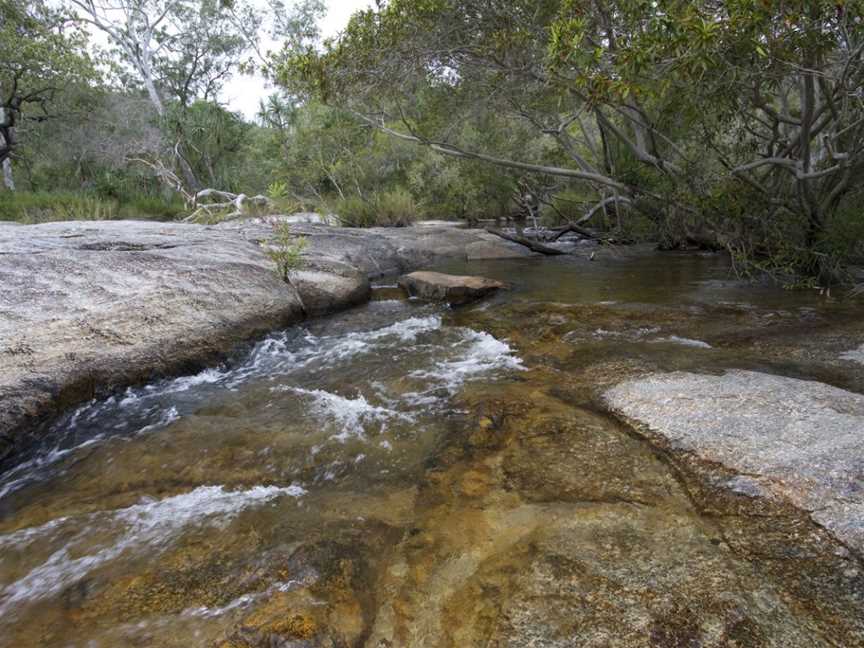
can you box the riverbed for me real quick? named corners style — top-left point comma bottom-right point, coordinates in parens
top-left (1, 249), bottom-right (863, 647)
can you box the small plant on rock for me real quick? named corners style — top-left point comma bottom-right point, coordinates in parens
top-left (265, 221), bottom-right (307, 282)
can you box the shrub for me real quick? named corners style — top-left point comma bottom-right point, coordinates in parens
top-left (325, 195), bottom-right (374, 227)
top-left (327, 188), bottom-right (419, 227)
top-left (374, 188), bottom-right (419, 226)
top-left (264, 222), bottom-right (308, 281)
top-left (267, 181), bottom-right (289, 200)
top-left (821, 198), bottom-right (864, 266)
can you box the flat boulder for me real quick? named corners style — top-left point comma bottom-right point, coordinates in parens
top-left (398, 271), bottom-right (504, 305)
top-left (604, 369), bottom-right (864, 552)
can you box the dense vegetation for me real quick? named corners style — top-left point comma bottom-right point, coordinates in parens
top-left (3, 0), bottom-right (864, 283)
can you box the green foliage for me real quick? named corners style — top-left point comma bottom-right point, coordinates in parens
top-left (0, 0), bottom-right (95, 100)
top-left (278, 0), bottom-right (864, 282)
top-left (7, 0), bottom-right (862, 287)
top-left (372, 188), bottom-right (420, 227)
top-left (267, 182), bottom-right (304, 214)
top-left (326, 188), bottom-right (419, 228)
top-left (162, 101), bottom-right (251, 191)
top-left (823, 198), bottom-right (864, 264)
top-left (267, 181), bottom-right (289, 200)
top-left (1, 0), bottom-right (97, 164)
top-left (264, 222), bottom-right (308, 281)
top-left (407, 151), bottom-right (516, 221)
top-left (120, 195), bottom-right (186, 220)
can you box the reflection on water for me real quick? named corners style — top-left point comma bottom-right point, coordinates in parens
top-left (1, 249), bottom-right (863, 647)
top-left (437, 245), bottom-right (855, 310)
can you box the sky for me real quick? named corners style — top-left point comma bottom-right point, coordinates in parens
top-left (223, 0), bottom-right (372, 119)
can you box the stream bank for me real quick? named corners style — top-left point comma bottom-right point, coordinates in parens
top-left (0, 220), bottom-right (534, 466)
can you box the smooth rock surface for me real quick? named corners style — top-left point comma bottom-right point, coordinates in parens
top-left (604, 369), bottom-right (864, 553)
top-left (0, 220), bottom-right (531, 463)
top-left (0, 221), bottom-right (306, 466)
top-left (249, 222), bottom-right (535, 277)
top-left (398, 271), bottom-right (504, 305)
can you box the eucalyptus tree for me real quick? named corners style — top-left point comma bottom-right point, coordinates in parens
top-left (68, 0), bottom-right (324, 193)
top-left (0, 0), bottom-right (95, 189)
top-left (283, 0), bottom-right (864, 277)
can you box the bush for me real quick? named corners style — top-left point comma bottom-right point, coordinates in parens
top-left (372, 188), bottom-right (419, 226)
top-left (264, 222), bottom-right (308, 281)
top-left (407, 152), bottom-right (514, 221)
top-left (325, 195), bottom-right (373, 226)
top-left (327, 188), bottom-right (419, 227)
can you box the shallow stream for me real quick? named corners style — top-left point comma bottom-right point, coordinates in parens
top-left (2, 249), bottom-right (864, 647)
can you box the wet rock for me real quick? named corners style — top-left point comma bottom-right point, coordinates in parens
top-left (359, 383), bottom-right (864, 647)
top-left (0, 221), bottom-right (530, 463)
top-left (604, 369), bottom-right (864, 553)
top-left (398, 271), bottom-right (504, 305)
top-left (0, 220), bottom-right (306, 467)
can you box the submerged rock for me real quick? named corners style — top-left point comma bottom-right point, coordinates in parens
top-left (604, 369), bottom-right (864, 553)
top-left (398, 271), bottom-right (504, 305)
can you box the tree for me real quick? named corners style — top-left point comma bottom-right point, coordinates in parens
top-left (282, 0), bottom-right (864, 278)
top-left (0, 0), bottom-right (95, 189)
top-left (167, 100), bottom-right (250, 189)
top-left (68, 0), bottom-right (324, 193)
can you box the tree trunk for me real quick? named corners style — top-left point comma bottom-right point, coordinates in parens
top-left (141, 48), bottom-right (202, 193)
top-left (176, 148), bottom-right (202, 193)
top-left (2, 158), bottom-right (14, 191)
top-left (0, 120), bottom-right (14, 190)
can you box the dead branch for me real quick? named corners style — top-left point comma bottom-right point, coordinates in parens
top-left (183, 190), bottom-right (273, 222)
top-left (485, 228), bottom-right (569, 255)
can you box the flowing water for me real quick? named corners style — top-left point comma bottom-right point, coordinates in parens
top-left (1, 248), bottom-right (864, 647)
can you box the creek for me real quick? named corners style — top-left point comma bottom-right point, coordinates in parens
top-left (1, 249), bottom-right (863, 647)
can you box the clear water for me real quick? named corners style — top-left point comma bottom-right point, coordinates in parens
top-left (1, 250), bottom-right (862, 647)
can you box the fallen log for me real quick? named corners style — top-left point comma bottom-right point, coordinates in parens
top-left (550, 223), bottom-right (632, 245)
top-left (550, 223), bottom-right (598, 241)
top-left (484, 228), bottom-right (568, 255)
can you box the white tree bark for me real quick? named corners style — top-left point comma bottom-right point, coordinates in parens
top-left (0, 108), bottom-right (13, 191)
top-left (69, 0), bottom-right (167, 118)
top-left (2, 158), bottom-right (14, 191)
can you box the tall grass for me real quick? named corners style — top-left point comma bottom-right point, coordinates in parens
top-left (0, 191), bottom-right (183, 223)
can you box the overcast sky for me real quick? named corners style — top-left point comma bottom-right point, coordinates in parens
top-left (223, 0), bottom-right (372, 119)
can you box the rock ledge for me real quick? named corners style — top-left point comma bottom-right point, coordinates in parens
top-left (604, 369), bottom-right (864, 553)
top-left (0, 220), bottom-right (531, 463)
